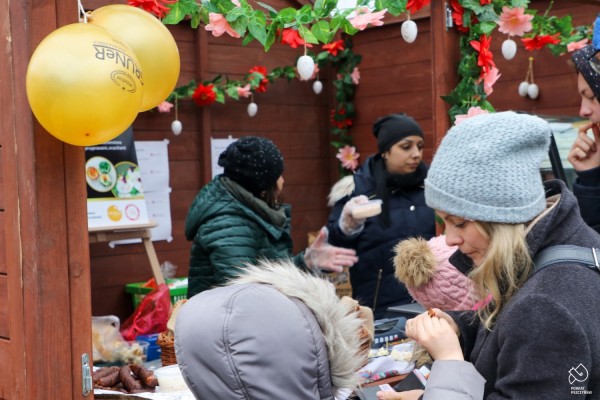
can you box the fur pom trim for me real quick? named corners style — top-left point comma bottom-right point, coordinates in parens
top-left (230, 259), bottom-right (367, 391)
top-left (327, 175), bottom-right (355, 207)
top-left (393, 237), bottom-right (436, 287)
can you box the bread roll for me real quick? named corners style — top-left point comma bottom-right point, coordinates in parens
top-left (351, 201), bottom-right (382, 219)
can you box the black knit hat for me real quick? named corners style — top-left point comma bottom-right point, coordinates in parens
top-left (218, 136), bottom-right (284, 195)
top-left (372, 113), bottom-right (424, 154)
top-left (572, 44), bottom-right (600, 100)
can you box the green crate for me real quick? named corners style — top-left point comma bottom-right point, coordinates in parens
top-left (125, 278), bottom-right (188, 309)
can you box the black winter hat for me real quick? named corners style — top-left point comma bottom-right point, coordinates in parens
top-left (572, 44), bottom-right (600, 100)
top-left (218, 136), bottom-right (284, 195)
top-left (373, 113), bottom-right (424, 154)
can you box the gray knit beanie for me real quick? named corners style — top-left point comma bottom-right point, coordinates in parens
top-left (425, 111), bottom-right (551, 223)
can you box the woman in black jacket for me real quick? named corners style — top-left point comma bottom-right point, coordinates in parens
top-left (327, 113), bottom-right (436, 319)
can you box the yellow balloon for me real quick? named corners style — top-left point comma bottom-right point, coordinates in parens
top-left (90, 5), bottom-right (181, 111)
top-left (26, 23), bottom-right (143, 146)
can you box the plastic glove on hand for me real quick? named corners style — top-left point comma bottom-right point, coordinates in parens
top-left (339, 195), bottom-right (370, 236)
top-left (305, 227), bottom-right (358, 273)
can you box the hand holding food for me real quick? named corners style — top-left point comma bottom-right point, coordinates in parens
top-left (567, 122), bottom-right (600, 172)
top-left (405, 312), bottom-right (463, 361)
top-left (339, 195), bottom-right (371, 235)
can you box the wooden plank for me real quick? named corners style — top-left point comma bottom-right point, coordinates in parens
top-left (0, 275), bottom-right (7, 338)
top-left (0, 338), bottom-right (12, 398)
top-left (0, 213), bottom-right (6, 275)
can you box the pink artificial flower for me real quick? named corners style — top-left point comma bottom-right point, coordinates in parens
top-left (482, 66), bottom-right (501, 96)
top-left (351, 67), bottom-right (360, 85)
top-left (237, 84), bottom-right (252, 98)
top-left (205, 13), bottom-right (241, 38)
top-left (497, 7), bottom-right (533, 37)
top-left (336, 145), bottom-right (360, 171)
top-left (157, 101), bottom-right (174, 113)
top-left (454, 106), bottom-right (490, 125)
top-left (567, 38), bottom-right (589, 52)
top-left (231, 0), bottom-right (240, 6)
top-left (349, 7), bottom-right (387, 31)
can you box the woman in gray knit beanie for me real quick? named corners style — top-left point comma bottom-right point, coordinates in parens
top-left (379, 111), bottom-right (600, 400)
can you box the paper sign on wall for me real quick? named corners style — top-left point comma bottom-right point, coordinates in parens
top-left (211, 136), bottom-right (236, 178)
top-left (134, 140), bottom-right (172, 242)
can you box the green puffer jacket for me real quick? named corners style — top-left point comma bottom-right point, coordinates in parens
top-left (184, 176), bottom-right (307, 298)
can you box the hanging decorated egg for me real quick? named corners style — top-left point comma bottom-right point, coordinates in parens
top-left (313, 80), bottom-right (323, 95)
top-left (247, 102), bottom-right (258, 117)
top-left (501, 39), bottom-right (517, 60)
top-left (171, 120), bottom-right (182, 135)
top-left (401, 20), bottom-right (418, 43)
top-left (518, 81), bottom-right (530, 97)
top-left (527, 83), bottom-right (540, 99)
top-left (297, 55), bottom-right (315, 81)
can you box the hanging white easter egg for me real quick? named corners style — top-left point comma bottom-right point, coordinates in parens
top-left (518, 81), bottom-right (530, 97)
top-left (313, 80), bottom-right (323, 95)
top-left (501, 38), bottom-right (517, 60)
top-left (247, 102), bottom-right (258, 117)
top-left (527, 83), bottom-right (540, 99)
top-left (171, 119), bottom-right (182, 135)
top-left (297, 55), bottom-right (315, 81)
top-left (401, 20), bottom-right (418, 43)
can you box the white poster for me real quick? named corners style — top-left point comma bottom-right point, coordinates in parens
top-left (211, 136), bottom-right (237, 178)
top-left (135, 140), bottom-right (170, 192)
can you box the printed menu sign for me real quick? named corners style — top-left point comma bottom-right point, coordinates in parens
top-left (85, 127), bottom-right (149, 229)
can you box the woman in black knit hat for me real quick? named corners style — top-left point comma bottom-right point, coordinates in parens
top-left (326, 113), bottom-right (436, 320)
top-left (567, 41), bottom-right (600, 234)
top-left (184, 136), bottom-right (358, 298)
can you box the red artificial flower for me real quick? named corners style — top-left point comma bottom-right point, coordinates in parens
top-left (192, 84), bottom-right (216, 107)
top-left (406, 0), bottom-right (430, 14)
top-left (128, 0), bottom-right (175, 18)
top-left (521, 33), bottom-right (561, 51)
top-left (470, 34), bottom-right (495, 77)
top-left (281, 28), bottom-right (312, 49)
top-left (322, 40), bottom-right (345, 56)
top-left (480, 0), bottom-right (491, 4)
top-left (248, 66), bottom-right (269, 93)
top-left (330, 108), bottom-right (353, 129)
top-left (449, 0), bottom-right (468, 33)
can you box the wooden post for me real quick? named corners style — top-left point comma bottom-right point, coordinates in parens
top-left (430, 1), bottom-right (460, 235)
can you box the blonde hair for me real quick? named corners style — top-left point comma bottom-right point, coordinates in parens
top-left (468, 222), bottom-right (533, 330)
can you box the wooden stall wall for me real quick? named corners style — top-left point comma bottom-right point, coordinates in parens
top-left (347, 8), bottom-right (436, 165)
top-left (88, 1), bottom-right (335, 321)
top-left (491, 1), bottom-right (598, 116)
top-left (2, 1), bottom-right (92, 399)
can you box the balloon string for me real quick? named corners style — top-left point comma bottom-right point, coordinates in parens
top-left (175, 95), bottom-right (179, 120)
top-left (78, 0), bottom-right (88, 23)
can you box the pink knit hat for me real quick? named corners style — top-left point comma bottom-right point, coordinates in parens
top-left (393, 235), bottom-right (479, 310)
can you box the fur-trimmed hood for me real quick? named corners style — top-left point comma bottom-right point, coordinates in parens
top-left (327, 175), bottom-right (355, 207)
top-left (175, 260), bottom-right (370, 399)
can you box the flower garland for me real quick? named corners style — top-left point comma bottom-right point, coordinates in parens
top-left (137, 0), bottom-right (592, 172)
top-left (162, 37), bottom-right (362, 174)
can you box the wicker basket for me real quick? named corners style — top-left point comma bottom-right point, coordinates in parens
top-left (157, 331), bottom-right (177, 366)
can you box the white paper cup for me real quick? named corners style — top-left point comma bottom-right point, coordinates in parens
top-left (154, 364), bottom-right (188, 392)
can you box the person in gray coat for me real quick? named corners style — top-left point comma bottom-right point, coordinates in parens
top-left (175, 259), bottom-right (373, 400)
top-left (380, 111), bottom-right (600, 400)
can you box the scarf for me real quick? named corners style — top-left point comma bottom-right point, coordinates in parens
top-left (373, 156), bottom-right (428, 228)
